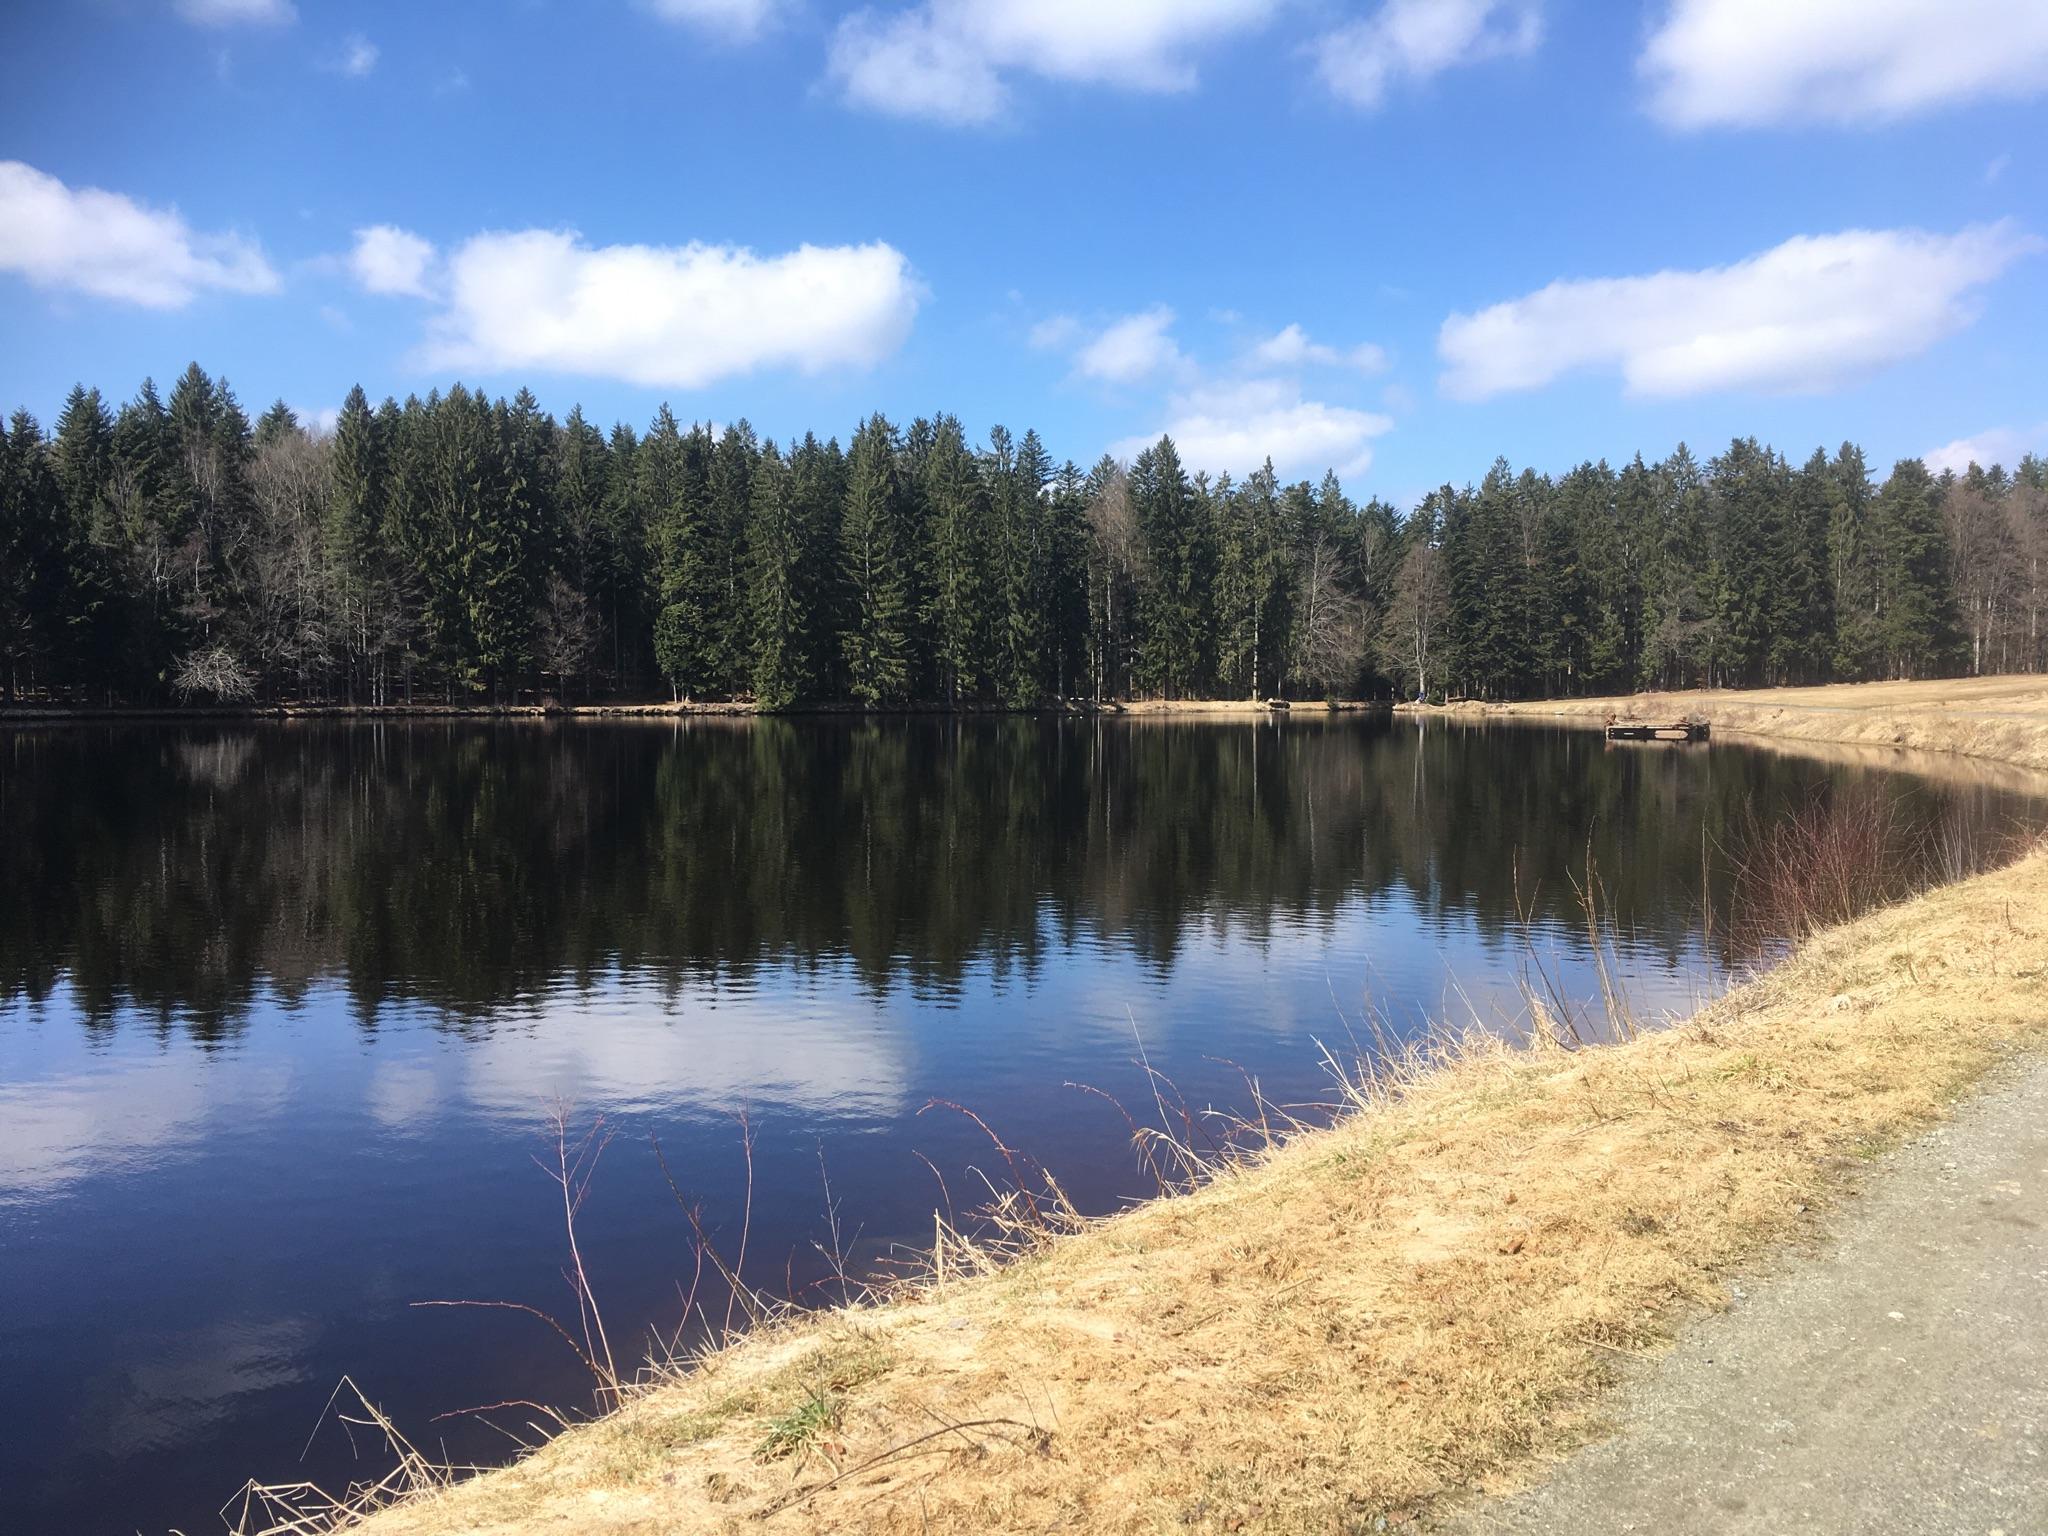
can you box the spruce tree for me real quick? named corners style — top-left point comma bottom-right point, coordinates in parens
top-left (790, 432), bottom-right (845, 696)
top-left (1131, 437), bottom-right (1207, 698)
top-left (1706, 438), bottom-right (1783, 686)
top-left (838, 414), bottom-right (913, 705)
top-left (327, 386), bottom-right (386, 700)
top-left (1640, 444), bottom-right (1711, 689)
top-left (48, 386), bottom-right (125, 692)
top-left (707, 423), bottom-right (757, 692)
top-left (1210, 472), bottom-right (1258, 696)
top-left (921, 415), bottom-right (988, 703)
top-left (744, 439), bottom-right (810, 708)
top-left (1872, 457), bottom-right (1960, 679)
top-left (0, 411), bottom-right (64, 699)
top-left (991, 425), bottom-right (1053, 706)
top-left (1768, 450), bottom-right (1835, 684)
top-left (644, 410), bottom-right (724, 697)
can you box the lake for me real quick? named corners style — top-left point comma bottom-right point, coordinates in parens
top-left (2, 716), bottom-right (2038, 1535)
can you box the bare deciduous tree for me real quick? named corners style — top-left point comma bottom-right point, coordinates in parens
top-left (1379, 537), bottom-right (1444, 700)
top-left (536, 572), bottom-right (600, 701)
top-left (1293, 534), bottom-right (1365, 698)
top-left (173, 641), bottom-right (257, 700)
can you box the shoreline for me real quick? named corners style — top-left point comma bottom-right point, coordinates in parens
top-left (0, 696), bottom-right (1391, 725)
top-left (269, 679), bottom-right (2048, 1535)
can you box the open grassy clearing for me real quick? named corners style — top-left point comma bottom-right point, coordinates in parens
top-left (1422, 674), bottom-right (2048, 775)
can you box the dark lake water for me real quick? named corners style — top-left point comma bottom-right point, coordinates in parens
top-left (3, 716), bottom-right (2041, 1535)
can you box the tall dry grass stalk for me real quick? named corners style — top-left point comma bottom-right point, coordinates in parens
top-left (1723, 783), bottom-right (2034, 962)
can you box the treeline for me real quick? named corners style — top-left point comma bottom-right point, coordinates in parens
top-left (3, 363), bottom-right (2044, 706)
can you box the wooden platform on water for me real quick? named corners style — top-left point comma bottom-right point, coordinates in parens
top-left (1605, 719), bottom-right (1710, 743)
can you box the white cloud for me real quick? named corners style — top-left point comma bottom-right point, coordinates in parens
top-left (830, 0), bottom-right (1279, 125)
top-left (293, 403), bottom-right (342, 436)
top-left (175, 0), bottom-right (295, 25)
top-left (1073, 305), bottom-right (1183, 384)
top-left (1438, 223), bottom-right (2038, 401)
top-left (642, 0), bottom-right (780, 42)
top-left (1641, 0), bottom-right (2048, 128)
top-left (349, 224), bottom-right (438, 298)
top-left (1251, 323), bottom-right (1388, 373)
top-left (1028, 313), bottom-right (1081, 350)
top-left (1112, 377), bottom-right (1393, 480)
top-left (1923, 423), bottom-right (2047, 476)
top-left (337, 33), bottom-right (378, 77)
top-left (0, 160), bottom-right (280, 309)
top-left (1316, 0), bottom-right (1540, 110)
top-left (415, 228), bottom-right (922, 388)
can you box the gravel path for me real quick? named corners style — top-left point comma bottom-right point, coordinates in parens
top-left (1455, 1057), bottom-right (2048, 1536)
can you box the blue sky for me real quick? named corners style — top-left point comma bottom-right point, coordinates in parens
top-left (2, 0), bottom-right (2045, 506)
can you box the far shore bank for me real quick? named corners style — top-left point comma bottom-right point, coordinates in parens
top-left (297, 678), bottom-right (2048, 1536)
top-left (1396, 674), bottom-right (2048, 776)
top-left (0, 695), bottom-right (1394, 724)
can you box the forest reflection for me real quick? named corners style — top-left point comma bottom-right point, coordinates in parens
top-left (4, 715), bottom-right (2023, 1039)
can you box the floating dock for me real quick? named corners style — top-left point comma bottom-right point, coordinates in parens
top-left (1605, 719), bottom-right (1710, 743)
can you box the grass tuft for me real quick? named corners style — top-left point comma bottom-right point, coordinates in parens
top-left (754, 1390), bottom-right (839, 1463)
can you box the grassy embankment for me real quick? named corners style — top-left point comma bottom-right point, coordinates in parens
top-left (1407, 674), bottom-right (2048, 775)
top-left (304, 682), bottom-right (2048, 1536)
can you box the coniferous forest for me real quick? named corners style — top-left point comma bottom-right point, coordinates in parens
top-left (3, 363), bottom-right (2045, 708)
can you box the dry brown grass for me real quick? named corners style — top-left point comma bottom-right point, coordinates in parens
top-left (326, 840), bottom-right (2048, 1536)
top-left (1427, 674), bottom-right (2048, 775)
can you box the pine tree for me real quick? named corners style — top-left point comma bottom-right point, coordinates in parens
top-left (596, 420), bottom-right (647, 686)
top-left (327, 385), bottom-right (387, 700)
top-left (1706, 438), bottom-right (1785, 686)
top-left (1045, 459), bottom-right (1091, 700)
top-left (1872, 457), bottom-right (1960, 679)
top-left (1768, 450), bottom-right (1835, 684)
top-left (1601, 455), bottom-right (1657, 691)
top-left (1545, 462), bottom-right (1610, 694)
top-left (551, 408), bottom-right (616, 689)
top-left (1131, 437), bottom-right (1209, 698)
top-left (645, 409), bottom-right (720, 697)
top-left (0, 411), bottom-right (65, 699)
top-left (1350, 494), bottom-right (1403, 689)
top-left (48, 385), bottom-right (125, 692)
top-left (921, 415), bottom-right (988, 703)
top-left (991, 425), bottom-right (1053, 706)
top-left (839, 414), bottom-right (913, 705)
top-left (744, 439), bottom-right (811, 708)
top-left (161, 364), bottom-right (259, 689)
top-left (1442, 460), bottom-right (1534, 698)
top-left (1210, 472), bottom-right (1258, 696)
top-left (790, 432), bottom-right (846, 696)
top-left (1640, 444), bottom-right (1711, 689)
top-left (255, 399), bottom-right (299, 449)
top-left (707, 423), bottom-right (757, 692)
